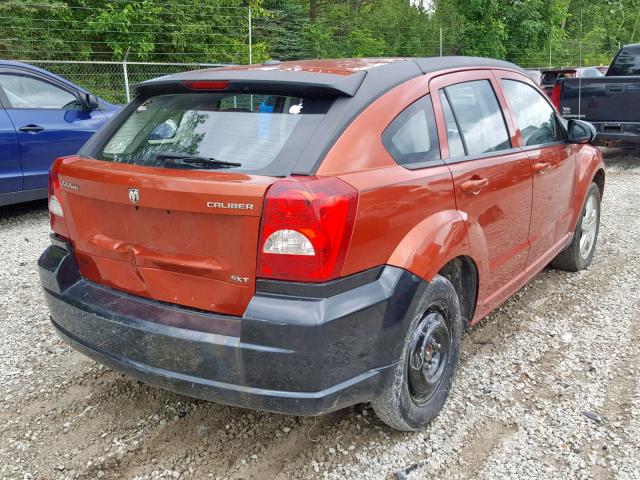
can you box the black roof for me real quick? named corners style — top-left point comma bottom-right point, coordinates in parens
top-left (136, 56), bottom-right (525, 98)
top-left (128, 57), bottom-right (527, 175)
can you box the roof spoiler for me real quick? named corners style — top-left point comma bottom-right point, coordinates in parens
top-left (135, 70), bottom-right (367, 98)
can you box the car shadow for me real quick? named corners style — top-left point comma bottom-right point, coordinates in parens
top-left (0, 199), bottom-right (48, 221)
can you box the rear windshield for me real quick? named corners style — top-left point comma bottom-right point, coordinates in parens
top-left (91, 92), bottom-right (332, 175)
top-left (541, 71), bottom-right (576, 85)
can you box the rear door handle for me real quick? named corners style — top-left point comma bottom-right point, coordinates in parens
top-left (607, 85), bottom-right (624, 92)
top-left (460, 178), bottom-right (489, 194)
top-left (533, 162), bottom-right (550, 174)
top-left (19, 124), bottom-right (44, 133)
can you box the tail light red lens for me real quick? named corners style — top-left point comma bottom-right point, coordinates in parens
top-left (48, 157), bottom-right (69, 238)
top-left (257, 177), bottom-right (358, 282)
top-left (551, 80), bottom-right (563, 109)
top-left (48, 157), bottom-right (62, 198)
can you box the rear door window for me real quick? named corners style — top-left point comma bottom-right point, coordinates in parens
top-left (381, 95), bottom-right (441, 168)
top-left (94, 93), bottom-right (331, 175)
top-left (438, 91), bottom-right (465, 158)
top-left (443, 80), bottom-right (511, 156)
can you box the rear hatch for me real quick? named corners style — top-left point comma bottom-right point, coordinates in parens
top-left (57, 89), bottom-right (334, 316)
top-left (59, 159), bottom-right (273, 316)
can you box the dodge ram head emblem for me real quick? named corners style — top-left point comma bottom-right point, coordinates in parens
top-left (128, 188), bottom-right (140, 204)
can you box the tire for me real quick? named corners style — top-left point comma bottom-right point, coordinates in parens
top-left (551, 182), bottom-right (601, 272)
top-left (372, 274), bottom-right (463, 431)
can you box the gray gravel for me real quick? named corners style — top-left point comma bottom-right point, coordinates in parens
top-left (1, 149), bottom-right (639, 480)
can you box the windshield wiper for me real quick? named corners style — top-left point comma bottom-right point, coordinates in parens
top-left (156, 152), bottom-right (241, 168)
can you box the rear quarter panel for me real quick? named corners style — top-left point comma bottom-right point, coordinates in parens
top-left (337, 165), bottom-right (467, 281)
top-left (318, 74), bottom-right (471, 282)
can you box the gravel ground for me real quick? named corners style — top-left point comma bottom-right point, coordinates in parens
top-left (1, 149), bottom-right (639, 480)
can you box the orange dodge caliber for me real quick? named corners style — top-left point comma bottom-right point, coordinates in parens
top-left (39, 57), bottom-right (604, 431)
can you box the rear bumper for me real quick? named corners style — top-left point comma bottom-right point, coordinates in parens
top-left (591, 122), bottom-right (640, 147)
top-left (39, 237), bottom-right (426, 416)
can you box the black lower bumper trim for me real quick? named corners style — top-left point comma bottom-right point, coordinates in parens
top-left (52, 317), bottom-right (393, 415)
top-left (39, 241), bottom-right (428, 416)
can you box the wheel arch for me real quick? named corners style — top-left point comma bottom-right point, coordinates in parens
top-left (386, 210), bottom-right (481, 326)
top-left (570, 146), bottom-right (605, 231)
top-left (387, 209), bottom-right (469, 279)
top-left (437, 256), bottom-right (479, 327)
top-left (593, 167), bottom-right (605, 197)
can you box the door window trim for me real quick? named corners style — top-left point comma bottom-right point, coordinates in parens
top-left (439, 89), bottom-right (468, 159)
top-left (443, 146), bottom-right (524, 165)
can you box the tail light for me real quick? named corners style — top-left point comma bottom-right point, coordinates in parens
top-left (257, 177), bottom-right (358, 282)
top-left (49, 157), bottom-right (69, 238)
top-left (551, 79), bottom-right (563, 109)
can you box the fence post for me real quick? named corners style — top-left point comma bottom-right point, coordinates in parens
top-left (123, 47), bottom-right (131, 103)
top-left (248, 6), bottom-right (253, 65)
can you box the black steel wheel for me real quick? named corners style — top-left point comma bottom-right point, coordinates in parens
top-left (407, 311), bottom-right (451, 406)
top-left (373, 274), bottom-right (463, 431)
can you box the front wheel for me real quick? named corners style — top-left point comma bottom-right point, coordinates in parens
top-left (372, 275), bottom-right (463, 431)
top-left (551, 182), bottom-right (601, 272)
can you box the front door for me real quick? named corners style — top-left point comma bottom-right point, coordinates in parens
top-left (430, 71), bottom-right (533, 313)
top-left (495, 71), bottom-right (575, 265)
top-left (0, 71), bottom-right (106, 191)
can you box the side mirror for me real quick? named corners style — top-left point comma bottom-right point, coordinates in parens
top-left (567, 119), bottom-right (596, 144)
top-left (83, 93), bottom-right (99, 111)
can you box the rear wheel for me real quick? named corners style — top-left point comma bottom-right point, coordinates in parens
top-left (551, 182), bottom-right (601, 272)
top-left (372, 275), bottom-right (463, 431)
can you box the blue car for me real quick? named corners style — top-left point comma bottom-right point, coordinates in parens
top-left (0, 61), bottom-right (119, 206)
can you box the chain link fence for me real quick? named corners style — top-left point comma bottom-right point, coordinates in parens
top-left (21, 60), bottom-right (228, 104)
top-left (3, 2), bottom-right (624, 105)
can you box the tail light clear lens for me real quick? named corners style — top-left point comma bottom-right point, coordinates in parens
top-left (48, 157), bottom-right (69, 238)
top-left (48, 195), bottom-right (64, 217)
top-left (263, 229), bottom-right (315, 256)
top-left (257, 176), bottom-right (358, 282)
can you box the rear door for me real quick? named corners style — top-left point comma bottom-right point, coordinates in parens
top-left (0, 70), bottom-right (106, 190)
top-left (57, 91), bottom-right (326, 316)
top-left (0, 104), bottom-right (21, 194)
top-left (496, 71), bottom-right (575, 266)
top-left (430, 70), bottom-right (533, 311)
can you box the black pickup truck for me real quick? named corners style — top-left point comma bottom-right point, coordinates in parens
top-left (556, 43), bottom-right (640, 147)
